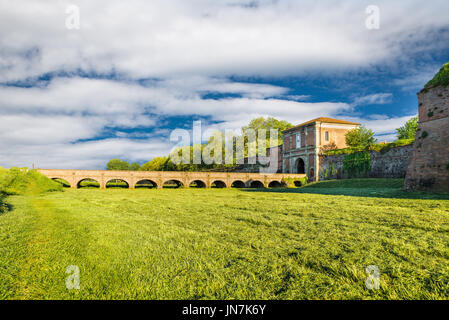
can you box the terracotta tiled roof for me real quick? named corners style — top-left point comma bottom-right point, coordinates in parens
top-left (282, 117), bottom-right (360, 133)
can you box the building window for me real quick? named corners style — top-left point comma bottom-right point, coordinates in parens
top-left (296, 134), bottom-right (301, 148)
top-left (325, 131), bottom-right (329, 141)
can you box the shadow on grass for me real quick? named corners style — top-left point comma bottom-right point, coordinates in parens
top-left (241, 179), bottom-right (449, 200)
top-left (0, 194), bottom-right (14, 215)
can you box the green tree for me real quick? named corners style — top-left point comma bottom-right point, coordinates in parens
top-left (129, 162), bottom-right (141, 171)
top-left (140, 157), bottom-right (176, 171)
top-left (241, 117), bottom-right (293, 147)
top-left (106, 159), bottom-right (130, 171)
top-left (136, 117), bottom-right (292, 172)
top-left (396, 116), bottom-right (418, 140)
top-left (345, 126), bottom-right (377, 149)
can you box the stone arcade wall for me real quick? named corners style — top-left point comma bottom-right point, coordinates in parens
top-left (319, 144), bottom-right (414, 180)
top-left (404, 85), bottom-right (449, 192)
top-left (37, 169), bottom-right (306, 189)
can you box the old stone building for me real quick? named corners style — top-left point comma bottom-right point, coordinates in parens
top-left (404, 82), bottom-right (449, 192)
top-left (281, 117), bottom-right (360, 180)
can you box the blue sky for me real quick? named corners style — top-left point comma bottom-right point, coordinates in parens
top-left (1, 0), bottom-right (449, 169)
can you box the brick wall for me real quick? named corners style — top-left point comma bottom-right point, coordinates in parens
top-left (404, 84), bottom-right (449, 192)
top-left (319, 144), bottom-right (414, 180)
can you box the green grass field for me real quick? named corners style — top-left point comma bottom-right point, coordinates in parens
top-left (1, 179), bottom-right (449, 300)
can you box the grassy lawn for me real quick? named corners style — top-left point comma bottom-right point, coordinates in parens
top-left (1, 179), bottom-right (449, 299)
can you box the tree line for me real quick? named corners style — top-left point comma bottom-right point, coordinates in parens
top-left (107, 117), bottom-right (292, 171)
top-left (106, 116), bottom-right (419, 171)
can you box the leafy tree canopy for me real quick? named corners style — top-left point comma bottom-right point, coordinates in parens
top-left (129, 162), bottom-right (141, 171)
top-left (345, 125), bottom-right (377, 149)
top-left (106, 159), bottom-right (131, 171)
top-left (396, 116), bottom-right (418, 140)
top-left (241, 117), bottom-right (293, 146)
top-left (140, 157), bottom-right (175, 171)
top-left (107, 117), bottom-right (292, 172)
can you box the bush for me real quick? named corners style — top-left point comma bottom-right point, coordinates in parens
top-left (323, 139), bottom-right (414, 156)
top-left (281, 177), bottom-right (308, 188)
top-left (371, 139), bottom-right (415, 154)
top-left (425, 62), bottom-right (449, 88)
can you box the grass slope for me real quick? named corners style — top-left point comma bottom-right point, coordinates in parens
top-left (0, 167), bottom-right (62, 214)
top-left (0, 179), bottom-right (449, 299)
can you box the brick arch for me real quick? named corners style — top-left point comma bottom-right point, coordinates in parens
top-left (37, 169), bottom-right (307, 190)
top-left (211, 180), bottom-right (227, 188)
top-left (230, 180), bottom-right (245, 188)
top-left (105, 178), bottom-right (130, 188)
top-left (188, 179), bottom-right (207, 188)
top-left (161, 179), bottom-right (184, 188)
top-left (76, 177), bottom-right (100, 188)
top-left (248, 180), bottom-right (265, 188)
top-left (51, 177), bottom-right (72, 188)
top-left (268, 180), bottom-right (285, 188)
top-left (135, 179), bottom-right (158, 189)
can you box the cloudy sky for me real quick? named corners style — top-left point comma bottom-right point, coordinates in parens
top-left (1, 0), bottom-right (449, 169)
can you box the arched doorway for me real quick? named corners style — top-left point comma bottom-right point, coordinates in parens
top-left (309, 168), bottom-right (315, 181)
top-left (296, 158), bottom-right (305, 174)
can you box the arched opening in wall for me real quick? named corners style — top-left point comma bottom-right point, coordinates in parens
top-left (77, 178), bottom-right (100, 189)
top-left (189, 180), bottom-right (206, 188)
top-left (249, 180), bottom-right (265, 188)
top-left (294, 180), bottom-right (303, 187)
top-left (52, 178), bottom-right (71, 188)
top-left (163, 180), bottom-right (183, 189)
top-left (268, 180), bottom-right (285, 188)
top-left (231, 180), bottom-right (245, 188)
top-left (296, 158), bottom-right (305, 174)
top-left (309, 168), bottom-right (315, 181)
top-left (135, 179), bottom-right (158, 189)
top-left (211, 180), bottom-right (227, 188)
top-left (106, 179), bottom-right (129, 189)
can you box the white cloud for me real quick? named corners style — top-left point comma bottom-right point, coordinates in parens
top-left (0, 114), bottom-right (104, 145)
top-left (0, 135), bottom-right (173, 169)
top-left (0, 76), bottom-right (354, 168)
top-left (0, 0), bottom-right (445, 168)
top-left (1, 0), bottom-right (448, 81)
top-left (352, 93), bottom-right (393, 106)
top-left (0, 76), bottom-right (351, 130)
